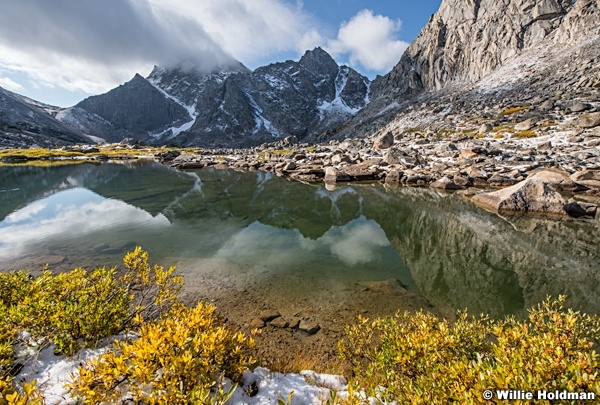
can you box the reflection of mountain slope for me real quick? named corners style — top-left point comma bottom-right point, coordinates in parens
top-left (0, 162), bottom-right (199, 221)
top-left (360, 187), bottom-right (600, 317)
top-left (0, 164), bottom-right (89, 221)
top-left (167, 168), bottom-right (364, 240)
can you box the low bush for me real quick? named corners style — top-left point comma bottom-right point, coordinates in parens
top-left (501, 106), bottom-right (531, 115)
top-left (70, 302), bottom-right (255, 404)
top-left (0, 247), bottom-right (183, 402)
top-left (338, 296), bottom-right (600, 404)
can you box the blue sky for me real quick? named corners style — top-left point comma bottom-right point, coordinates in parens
top-left (0, 0), bottom-right (441, 107)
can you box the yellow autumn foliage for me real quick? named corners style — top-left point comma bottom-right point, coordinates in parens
top-left (338, 296), bottom-right (600, 404)
top-left (70, 302), bottom-right (255, 404)
top-left (0, 247), bottom-right (182, 402)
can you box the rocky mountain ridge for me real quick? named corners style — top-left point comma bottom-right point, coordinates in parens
top-left (56, 48), bottom-right (370, 147)
top-left (0, 87), bottom-right (91, 148)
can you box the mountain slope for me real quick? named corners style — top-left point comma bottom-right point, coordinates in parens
top-left (0, 86), bottom-right (90, 148)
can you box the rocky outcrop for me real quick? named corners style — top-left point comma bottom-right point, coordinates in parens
top-left (346, 0), bottom-right (600, 141)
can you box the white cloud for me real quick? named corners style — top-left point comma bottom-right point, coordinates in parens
top-left (0, 76), bottom-right (25, 92)
top-left (0, 1), bottom-right (407, 101)
top-left (326, 9), bottom-right (409, 72)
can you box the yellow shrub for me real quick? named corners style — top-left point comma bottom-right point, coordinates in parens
top-left (0, 247), bottom-right (183, 401)
top-left (338, 296), bottom-right (600, 404)
top-left (514, 130), bottom-right (537, 138)
top-left (70, 302), bottom-right (255, 405)
top-left (501, 106), bottom-right (531, 115)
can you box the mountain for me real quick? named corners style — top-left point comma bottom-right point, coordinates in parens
top-left (0, 86), bottom-right (91, 148)
top-left (346, 0), bottom-right (600, 138)
top-left (58, 48), bottom-right (370, 147)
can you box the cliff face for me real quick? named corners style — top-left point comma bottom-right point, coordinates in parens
top-left (350, 0), bottom-right (600, 138)
top-left (374, 0), bottom-right (597, 97)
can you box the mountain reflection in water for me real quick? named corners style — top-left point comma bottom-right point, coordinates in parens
top-left (0, 161), bottom-right (598, 318)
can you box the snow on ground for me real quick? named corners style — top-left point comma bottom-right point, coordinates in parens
top-left (14, 339), bottom-right (350, 405)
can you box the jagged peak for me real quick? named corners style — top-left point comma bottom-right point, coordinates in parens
top-left (298, 47), bottom-right (339, 74)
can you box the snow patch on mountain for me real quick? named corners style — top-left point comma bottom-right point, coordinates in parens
top-left (317, 67), bottom-right (363, 120)
top-left (244, 91), bottom-right (281, 137)
top-left (147, 76), bottom-right (197, 139)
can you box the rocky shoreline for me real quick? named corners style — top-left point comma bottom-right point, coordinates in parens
top-left (158, 108), bottom-right (600, 219)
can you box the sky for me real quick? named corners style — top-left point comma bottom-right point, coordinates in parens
top-left (0, 0), bottom-right (442, 107)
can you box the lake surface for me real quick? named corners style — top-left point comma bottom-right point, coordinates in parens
top-left (1, 161), bottom-right (599, 321)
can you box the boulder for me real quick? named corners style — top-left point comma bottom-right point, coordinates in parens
top-left (383, 147), bottom-right (408, 165)
top-left (479, 122), bottom-right (494, 133)
top-left (564, 201), bottom-right (598, 218)
top-left (578, 112), bottom-right (600, 129)
top-left (372, 131), bottom-right (394, 150)
top-left (269, 317), bottom-right (289, 328)
top-left (430, 176), bottom-right (461, 190)
top-left (471, 171), bottom-right (590, 217)
top-left (528, 170), bottom-right (585, 192)
top-left (298, 320), bottom-right (321, 335)
top-left (385, 170), bottom-right (402, 183)
top-left (472, 179), bottom-right (567, 216)
top-left (514, 119), bottom-right (535, 131)
top-left (283, 161), bottom-right (297, 171)
top-left (324, 167), bottom-right (350, 183)
top-left (258, 311), bottom-right (281, 322)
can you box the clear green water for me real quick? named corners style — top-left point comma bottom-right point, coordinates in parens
top-left (0, 161), bottom-right (599, 318)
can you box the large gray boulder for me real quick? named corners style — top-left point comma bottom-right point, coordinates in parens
top-left (471, 170), bottom-right (596, 217)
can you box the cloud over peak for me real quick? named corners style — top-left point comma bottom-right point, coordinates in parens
top-left (0, 1), bottom-right (410, 103)
top-left (326, 10), bottom-right (409, 72)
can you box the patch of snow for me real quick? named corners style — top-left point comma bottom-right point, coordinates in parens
top-left (147, 77), bottom-right (197, 139)
top-left (263, 74), bottom-right (289, 91)
top-left (15, 340), bottom-right (353, 405)
top-left (317, 67), bottom-right (362, 120)
top-left (244, 91), bottom-right (281, 137)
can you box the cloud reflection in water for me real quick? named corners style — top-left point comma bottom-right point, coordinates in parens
top-left (0, 188), bottom-right (170, 258)
top-left (215, 216), bottom-right (390, 267)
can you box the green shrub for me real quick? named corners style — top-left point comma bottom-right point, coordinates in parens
top-left (338, 296), bottom-right (600, 404)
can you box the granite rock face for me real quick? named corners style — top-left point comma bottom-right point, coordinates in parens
top-left (348, 0), bottom-right (600, 140)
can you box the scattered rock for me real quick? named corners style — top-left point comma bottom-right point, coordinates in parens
top-left (269, 317), bottom-right (289, 328)
top-left (578, 112), bottom-right (600, 129)
top-left (324, 167), bottom-right (350, 183)
top-left (258, 311), bottom-right (281, 322)
top-left (564, 201), bottom-right (598, 218)
top-left (298, 321), bottom-right (321, 335)
top-left (250, 318), bottom-right (266, 329)
top-left (515, 119), bottom-right (535, 131)
top-left (430, 176), bottom-right (461, 190)
top-left (372, 132), bottom-right (394, 150)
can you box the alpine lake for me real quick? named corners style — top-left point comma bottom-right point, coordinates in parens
top-left (1, 160), bottom-right (599, 367)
